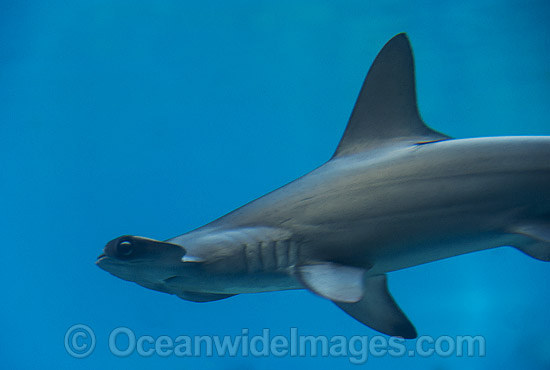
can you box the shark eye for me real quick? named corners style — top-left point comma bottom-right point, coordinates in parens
top-left (117, 240), bottom-right (133, 256)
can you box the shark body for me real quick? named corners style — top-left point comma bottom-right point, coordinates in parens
top-left (97, 34), bottom-right (550, 338)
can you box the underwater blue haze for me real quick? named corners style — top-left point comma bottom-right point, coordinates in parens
top-left (1, 1), bottom-right (549, 369)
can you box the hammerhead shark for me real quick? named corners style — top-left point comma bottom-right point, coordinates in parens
top-left (97, 33), bottom-right (550, 338)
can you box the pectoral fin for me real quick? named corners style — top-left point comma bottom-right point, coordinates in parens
top-left (513, 222), bottom-right (550, 243)
top-left (335, 274), bottom-right (417, 339)
top-left (516, 242), bottom-right (550, 262)
top-left (297, 262), bottom-right (365, 303)
top-left (511, 222), bottom-right (550, 261)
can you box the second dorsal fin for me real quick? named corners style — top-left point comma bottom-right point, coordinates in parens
top-left (333, 33), bottom-right (450, 158)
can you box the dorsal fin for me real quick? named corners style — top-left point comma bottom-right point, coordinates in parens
top-left (333, 33), bottom-right (450, 158)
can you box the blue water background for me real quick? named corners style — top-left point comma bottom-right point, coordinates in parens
top-left (1, 1), bottom-right (549, 369)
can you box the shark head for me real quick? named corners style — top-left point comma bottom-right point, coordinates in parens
top-left (96, 235), bottom-right (190, 293)
top-left (97, 234), bottom-right (241, 302)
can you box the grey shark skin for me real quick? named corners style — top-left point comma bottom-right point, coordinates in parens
top-left (97, 33), bottom-right (550, 339)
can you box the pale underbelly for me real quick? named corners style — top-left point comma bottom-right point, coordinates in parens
top-left (368, 232), bottom-right (530, 275)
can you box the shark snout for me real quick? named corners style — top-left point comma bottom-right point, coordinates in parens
top-left (95, 236), bottom-right (141, 271)
top-left (97, 235), bottom-right (187, 267)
